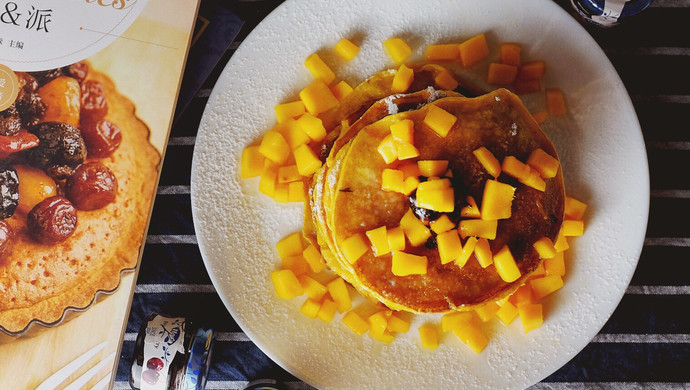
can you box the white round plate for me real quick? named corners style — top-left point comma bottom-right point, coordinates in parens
top-left (190, 0), bottom-right (649, 388)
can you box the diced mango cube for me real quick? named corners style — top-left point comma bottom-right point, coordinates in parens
top-left (317, 298), bottom-right (338, 322)
top-left (298, 274), bottom-right (328, 300)
top-left (327, 277), bottom-right (352, 313)
top-left (554, 229), bottom-right (569, 252)
top-left (293, 144), bottom-right (322, 176)
top-left (368, 311), bottom-right (389, 335)
top-left (300, 298), bottom-right (322, 318)
top-left (259, 159), bottom-right (278, 198)
top-left (473, 238), bottom-right (493, 268)
top-left (434, 70), bottom-right (459, 90)
top-left (562, 220), bottom-right (584, 236)
top-left (418, 178), bottom-right (451, 191)
top-left (259, 130), bottom-right (290, 164)
top-left (382, 169), bottom-right (405, 193)
top-left (418, 324), bottom-right (439, 350)
top-left (269, 179), bottom-right (286, 202)
top-left (400, 209), bottom-right (431, 247)
top-left (526, 149), bottom-right (560, 179)
top-left (494, 245), bottom-right (521, 283)
top-left (475, 301), bottom-right (500, 322)
top-left (430, 214), bottom-right (455, 234)
top-left (532, 111), bottom-right (548, 124)
top-left (459, 219), bottom-right (497, 240)
top-left (518, 61), bottom-right (546, 80)
top-left (390, 119), bottom-right (415, 144)
top-left (496, 300), bottom-right (519, 325)
top-left (392, 64), bottom-right (414, 93)
top-left (302, 244), bottom-right (326, 273)
top-left (403, 176), bottom-right (420, 196)
top-left (272, 183), bottom-right (289, 203)
top-left (276, 232), bottom-right (304, 259)
top-left (387, 226), bottom-right (406, 252)
top-left (334, 38), bottom-right (360, 61)
top-left (441, 311), bottom-right (473, 332)
top-left (288, 180), bottom-right (306, 202)
top-left (396, 141), bottom-right (420, 160)
top-left (342, 311), bottom-right (369, 335)
top-left (565, 196), bottom-right (588, 220)
top-left (330, 80), bottom-right (353, 101)
top-left (416, 183), bottom-right (454, 212)
top-left (341, 233), bottom-right (369, 264)
top-left (280, 119), bottom-right (311, 149)
top-left (370, 329), bottom-right (395, 344)
top-left (458, 33), bottom-right (490, 68)
top-left (299, 80), bottom-right (339, 115)
top-left (304, 53), bottom-right (335, 85)
top-left (296, 112), bottom-right (327, 142)
top-left (533, 237), bottom-right (557, 259)
top-left (510, 284), bottom-right (533, 307)
top-left (473, 147), bottom-right (501, 178)
top-left (460, 196), bottom-right (481, 218)
top-left (518, 303), bottom-right (543, 333)
top-left (424, 105), bottom-right (457, 137)
top-left (499, 42), bottom-right (521, 67)
top-left (275, 101), bottom-right (306, 124)
top-left (529, 275), bottom-right (564, 300)
top-left (544, 252), bottom-right (565, 277)
top-left (383, 38), bottom-right (412, 63)
top-left (366, 225), bottom-right (391, 257)
top-left (271, 269), bottom-right (303, 299)
top-left (452, 322), bottom-right (489, 353)
top-left (437, 230), bottom-right (462, 264)
top-left (509, 283), bottom-right (535, 307)
top-left (417, 160), bottom-right (449, 177)
top-left (391, 251), bottom-right (428, 276)
top-left (281, 255), bottom-right (310, 276)
top-left (546, 88), bottom-right (567, 115)
top-left (519, 169), bottom-right (546, 192)
top-left (425, 44), bottom-right (459, 61)
top-left (277, 165), bottom-right (301, 183)
top-left (387, 314), bottom-right (410, 333)
top-left (481, 179), bottom-right (516, 221)
top-left (501, 156), bottom-right (531, 181)
top-left (487, 63), bottom-right (518, 85)
top-left (377, 134), bottom-right (399, 164)
top-left (456, 236), bottom-right (478, 267)
top-left (398, 160), bottom-right (421, 179)
top-left (241, 145), bottom-right (265, 178)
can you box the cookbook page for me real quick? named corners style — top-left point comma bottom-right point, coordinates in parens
top-left (0, 0), bottom-right (199, 388)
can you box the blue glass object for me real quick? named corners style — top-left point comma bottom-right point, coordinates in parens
top-left (571, 0), bottom-right (654, 26)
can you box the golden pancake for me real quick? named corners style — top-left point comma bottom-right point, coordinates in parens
top-left (0, 69), bottom-right (159, 335)
top-left (304, 64), bottom-right (469, 253)
top-left (315, 88), bottom-right (565, 313)
top-left (305, 87), bottom-right (462, 248)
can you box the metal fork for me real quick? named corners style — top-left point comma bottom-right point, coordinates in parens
top-left (35, 341), bottom-right (116, 390)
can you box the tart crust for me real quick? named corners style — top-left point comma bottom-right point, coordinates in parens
top-left (0, 69), bottom-right (159, 335)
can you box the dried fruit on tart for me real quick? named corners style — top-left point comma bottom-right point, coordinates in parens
top-left (0, 62), bottom-right (159, 335)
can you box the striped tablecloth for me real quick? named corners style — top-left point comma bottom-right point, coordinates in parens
top-left (114, 0), bottom-right (690, 388)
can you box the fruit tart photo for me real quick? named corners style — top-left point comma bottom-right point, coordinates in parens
top-left (0, 62), bottom-right (159, 337)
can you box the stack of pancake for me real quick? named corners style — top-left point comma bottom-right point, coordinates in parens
top-left (304, 64), bottom-right (565, 313)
